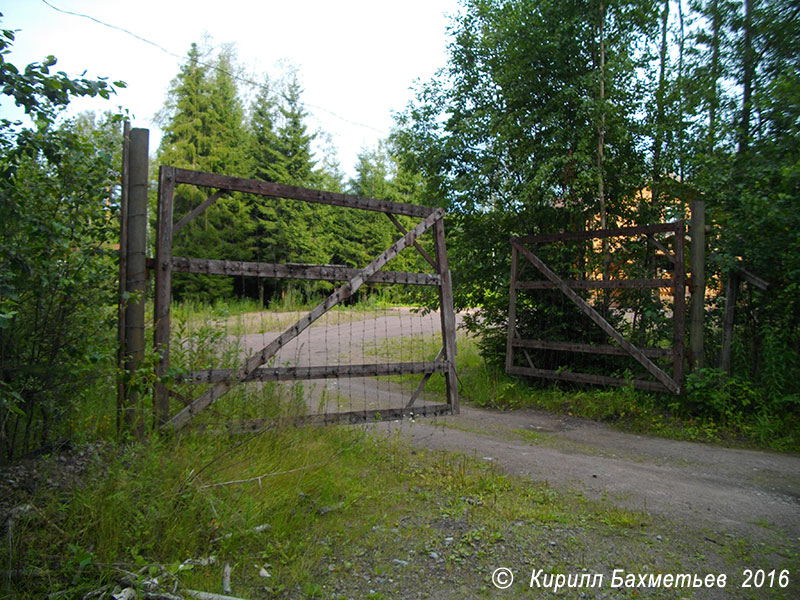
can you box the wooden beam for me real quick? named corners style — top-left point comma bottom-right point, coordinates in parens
top-left (434, 217), bottom-right (459, 414)
top-left (163, 208), bottom-right (445, 431)
top-left (719, 271), bottom-right (739, 373)
top-left (124, 128), bottom-right (149, 438)
top-left (226, 404), bottom-right (453, 433)
top-left (174, 167), bottom-right (434, 218)
top-left (174, 189), bottom-right (225, 234)
top-left (689, 200), bottom-right (705, 369)
top-left (170, 256), bottom-right (441, 286)
top-left (672, 222), bottom-right (686, 388)
top-left (405, 349), bottom-right (444, 409)
top-left (507, 365), bottom-right (671, 393)
top-left (512, 339), bottom-right (673, 359)
top-left (519, 223), bottom-right (680, 244)
top-left (511, 239), bottom-right (680, 394)
top-left (736, 266), bottom-right (769, 291)
top-left (176, 361), bottom-right (449, 383)
top-left (514, 330), bottom-right (539, 371)
top-left (385, 212), bottom-right (438, 269)
top-left (516, 278), bottom-right (674, 290)
top-left (644, 233), bottom-right (677, 264)
top-left (506, 244), bottom-right (519, 373)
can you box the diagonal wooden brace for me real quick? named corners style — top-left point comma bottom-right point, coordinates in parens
top-left (164, 207), bottom-right (446, 431)
top-left (405, 348), bottom-right (444, 409)
top-left (385, 212), bottom-right (438, 269)
top-left (511, 238), bottom-right (680, 394)
top-left (174, 189), bottom-right (225, 234)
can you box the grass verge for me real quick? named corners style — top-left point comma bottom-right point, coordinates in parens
top-left (5, 425), bottom-right (797, 599)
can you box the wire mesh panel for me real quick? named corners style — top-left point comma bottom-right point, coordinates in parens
top-left (151, 166), bottom-right (458, 432)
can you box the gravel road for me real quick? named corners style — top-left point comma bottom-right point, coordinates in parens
top-left (381, 406), bottom-right (800, 542)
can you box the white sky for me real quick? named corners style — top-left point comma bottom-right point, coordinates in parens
top-left (0, 0), bottom-right (460, 178)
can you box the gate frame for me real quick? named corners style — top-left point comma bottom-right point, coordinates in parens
top-left (151, 166), bottom-right (458, 431)
top-left (506, 223), bottom-right (685, 394)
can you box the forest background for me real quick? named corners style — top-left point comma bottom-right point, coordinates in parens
top-left (1, 0), bottom-right (799, 461)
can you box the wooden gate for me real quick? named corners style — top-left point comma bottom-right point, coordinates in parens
top-left (506, 224), bottom-right (685, 394)
top-left (151, 166), bottom-right (458, 431)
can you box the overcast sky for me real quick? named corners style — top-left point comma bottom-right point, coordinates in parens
top-left (1, 0), bottom-right (460, 178)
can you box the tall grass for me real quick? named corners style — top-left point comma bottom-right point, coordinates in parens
top-left (7, 306), bottom-right (797, 598)
top-left (6, 425), bottom-right (379, 596)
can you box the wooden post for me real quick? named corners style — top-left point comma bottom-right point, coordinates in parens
top-left (116, 121), bottom-right (130, 435)
top-left (433, 217), bottom-right (459, 414)
top-left (673, 222), bottom-right (686, 390)
top-left (154, 166), bottom-right (176, 427)
top-left (505, 244), bottom-right (519, 373)
top-left (123, 128), bottom-right (149, 438)
top-left (689, 200), bottom-right (705, 370)
top-left (719, 270), bottom-right (739, 374)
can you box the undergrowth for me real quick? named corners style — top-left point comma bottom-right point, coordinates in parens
top-left (7, 422), bottom-right (797, 599)
top-left (4, 306), bottom-right (798, 598)
top-left (10, 422), bottom-right (787, 600)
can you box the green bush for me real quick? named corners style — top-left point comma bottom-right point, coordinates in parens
top-left (684, 368), bottom-right (761, 420)
top-left (0, 19), bottom-right (125, 459)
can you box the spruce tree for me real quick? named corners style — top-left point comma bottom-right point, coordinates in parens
top-left (247, 71), bottom-right (327, 303)
top-left (156, 42), bottom-right (250, 301)
top-left (250, 76), bottom-right (290, 184)
top-left (277, 74), bottom-right (317, 186)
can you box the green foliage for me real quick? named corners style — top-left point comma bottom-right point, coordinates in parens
top-left (156, 42), bottom-right (252, 302)
top-left (392, 0), bottom-right (800, 414)
top-left (0, 17), bottom-right (125, 460)
top-left (683, 367), bottom-right (800, 445)
top-left (685, 367), bottom-right (760, 419)
top-left (447, 336), bottom-right (799, 450)
top-left (5, 412), bottom-right (690, 599)
top-left (0, 23), bottom-right (124, 124)
top-left (391, 0), bottom-right (663, 377)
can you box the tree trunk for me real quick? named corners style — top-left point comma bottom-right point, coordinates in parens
top-left (708, 0), bottom-right (722, 154)
top-left (737, 0), bottom-right (755, 156)
top-left (640, 0), bottom-right (671, 346)
top-left (677, 0), bottom-right (686, 180)
top-left (653, 0), bottom-right (670, 195)
top-left (597, 2), bottom-right (610, 312)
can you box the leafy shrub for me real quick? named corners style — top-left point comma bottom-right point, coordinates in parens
top-left (684, 368), bottom-right (761, 421)
top-left (0, 19), bottom-right (125, 459)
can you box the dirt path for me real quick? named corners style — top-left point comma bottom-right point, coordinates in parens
top-left (378, 407), bottom-right (800, 543)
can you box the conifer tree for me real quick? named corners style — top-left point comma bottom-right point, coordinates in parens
top-left (156, 42), bottom-right (250, 301)
top-left (250, 76), bottom-right (289, 184)
top-left (277, 74), bottom-right (317, 186)
top-left (247, 70), bottom-right (326, 302)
